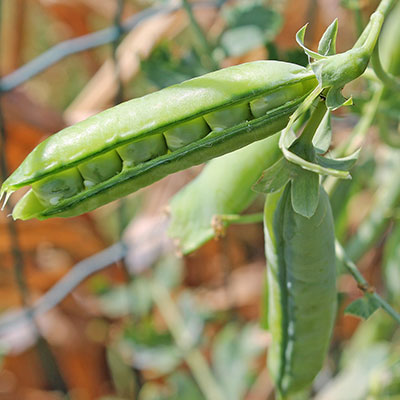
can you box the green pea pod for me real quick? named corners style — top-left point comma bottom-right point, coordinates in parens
top-left (382, 221), bottom-right (400, 306)
top-left (345, 150), bottom-right (400, 263)
top-left (168, 134), bottom-right (281, 254)
top-left (1, 61), bottom-right (317, 220)
top-left (264, 183), bottom-right (336, 396)
top-left (380, 1), bottom-right (400, 77)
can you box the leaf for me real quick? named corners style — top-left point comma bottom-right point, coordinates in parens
top-left (124, 343), bottom-right (183, 375)
top-left (318, 19), bottom-right (338, 56)
top-left (313, 110), bottom-right (332, 153)
top-left (296, 24), bottom-right (327, 60)
top-left (167, 372), bottom-right (203, 400)
top-left (106, 346), bottom-right (137, 398)
top-left (212, 323), bottom-right (266, 400)
top-left (326, 87), bottom-right (353, 110)
top-left (253, 157), bottom-right (291, 194)
top-left (220, 26), bottom-right (265, 57)
top-left (315, 149), bottom-right (360, 171)
top-left (383, 222), bottom-right (400, 304)
top-left (168, 135), bottom-right (281, 254)
top-left (178, 292), bottom-right (205, 346)
top-left (291, 168), bottom-right (320, 218)
top-left (99, 278), bottom-right (153, 318)
top-left (260, 273), bottom-right (269, 330)
top-left (223, 3), bottom-right (282, 41)
top-left (120, 322), bottom-right (183, 376)
top-left (154, 256), bottom-right (183, 290)
top-left (345, 296), bottom-right (380, 320)
top-left (141, 44), bottom-right (206, 89)
top-left (315, 344), bottom-right (390, 400)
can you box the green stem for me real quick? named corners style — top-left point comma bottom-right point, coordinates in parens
top-left (377, 114), bottom-right (400, 148)
top-left (374, 0), bottom-right (396, 19)
top-left (150, 281), bottom-right (225, 400)
top-left (371, 44), bottom-right (400, 91)
top-left (281, 87), bottom-right (351, 179)
top-left (335, 86), bottom-right (383, 158)
top-left (297, 97), bottom-right (327, 145)
top-left (182, 0), bottom-right (219, 71)
top-left (354, 4), bottom-right (365, 37)
top-left (335, 241), bottom-right (400, 325)
top-left (212, 213), bottom-right (264, 238)
top-left (355, 0), bottom-right (395, 49)
top-left (217, 212), bottom-right (264, 225)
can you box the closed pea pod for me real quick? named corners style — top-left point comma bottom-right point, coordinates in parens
top-left (1, 61), bottom-right (317, 220)
top-left (264, 183), bottom-right (337, 397)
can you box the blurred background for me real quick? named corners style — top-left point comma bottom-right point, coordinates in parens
top-left (0, 0), bottom-right (399, 399)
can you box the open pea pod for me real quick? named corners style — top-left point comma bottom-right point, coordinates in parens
top-left (168, 134), bottom-right (281, 254)
top-left (1, 61), bottom-right (317, 220)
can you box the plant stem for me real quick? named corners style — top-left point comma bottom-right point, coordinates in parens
top-left (150, 281), bottom-right (225, 400)
top-left (355, 0), bottom-right (395, 50)
top-left (0, 90), bottom-right (69, 396)
top-left (354, 3), bottom-right (365, 37)
top-left (371, 44), bottom-right (400, 91)
top-left (182, 0), bottom-right (219, 71)
top-left (217, 213), bottom-right (264, 225)
top-left (297, 97), bottom-right (327, 145)
top-left (111, 0), bottom-right (125, 105)
top-left (332, 84), bottom-right (382, 161)
top-left (335, 241), bottom-right (400, 325)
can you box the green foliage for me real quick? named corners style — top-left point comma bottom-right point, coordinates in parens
top-left (212, 323), bottom-right (266, 400)
top-left (141, 43), bottom-right (207, 88)
top-left (345, 296), bottom-right (381, 320)
top-left (220, 2), bottom-right (282, 57)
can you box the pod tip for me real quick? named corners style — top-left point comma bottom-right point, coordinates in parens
top-left (0, 189), bottom-right (14, 211)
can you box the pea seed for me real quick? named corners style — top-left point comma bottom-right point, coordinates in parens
top-left (164, 117), bottom-right (210, 150)
top-left (203, 102), bottom-right (251, 131)
top-left (117, 134), bottom-right (167, 167)
top-left (32, 167), bottom-right (83, 206)
top-left (78, 150), bottom-right (122, 188)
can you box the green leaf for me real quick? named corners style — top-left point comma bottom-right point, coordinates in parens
top-left (137, 373), bottom-right (203, 400)
top-left (313, 110), bottom-right (332, 153)
top-left (220, 26), bottom-right (265, 57)
top-left (220, 3), bottom-right (282, 57)
top-left (223, 3), bottom-right (282, 41)
top-left (141, 44), bottom-right (206, 89)
top-left (178, 292), bottom-right (205, 346)
top-left (296, 24), bottom-right (327, 60)
top-left (326, 87), bottom-right (353, 110)
top-left (345, 296), bottom-right (380, 320)
top-left (106, 346), bottom-right (137, 398)
top-left (260, 273), bottom-right (269, 330)
top-left (318, 19), bottom-right (338, 56)
top-left (168, 135), bottom-right (281, 254)
top-left (315, 149), bottom-right (360, 171)
top-left (167, 372), bottom-right (203, 400)
top-left (290, 169), bottom-right (320, 218)
top-left (154, 256), bottom-right (183, 290)
top-left (253, 157), bottom-right (291, 194)
top-left (212, 323), bottom-right (266, 400)
top-left (120, 322), bottom-right (183, 376)
top-left (99, 278), bottom-right (152, 318)
top-left (383, 222), bottom-right (400, 304)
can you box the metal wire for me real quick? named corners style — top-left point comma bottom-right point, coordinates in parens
top-left (0, 242), bottom-right (127, 335)
top-left (0, 1), bottom-right (221, 92)
top-left (0, 0), bottom-right (227, 335)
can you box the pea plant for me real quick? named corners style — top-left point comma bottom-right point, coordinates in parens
top-left (1, 0), bottom-right (400, 398)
